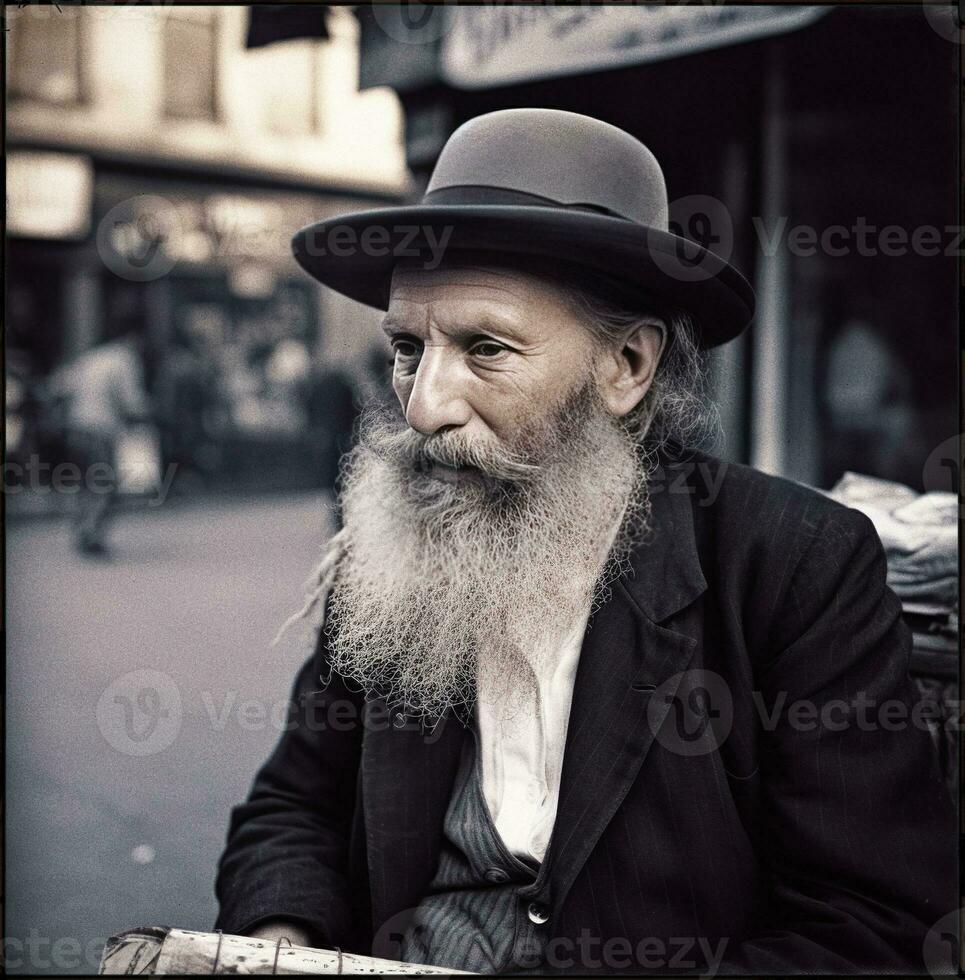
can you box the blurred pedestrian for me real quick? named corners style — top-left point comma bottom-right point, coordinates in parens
top-left (59, 326), bottom-right (152, 557)
top-left (822, 318), bottom-right (917, 486)
top-left (303, 365), bottom-right (359, 494)
top-left (155, 309), bottom-right (225, 493)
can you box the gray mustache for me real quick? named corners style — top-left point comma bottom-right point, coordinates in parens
top-left (367, 421), bottom-right (540, 484)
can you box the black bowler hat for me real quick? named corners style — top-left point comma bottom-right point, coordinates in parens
top-left (292, 108), bottom-right (755, 348)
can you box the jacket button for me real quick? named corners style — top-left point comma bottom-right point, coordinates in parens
top-left (484, 867), bottom-right (509, 884)
top-left (527, 902), bottom-right (550, 925)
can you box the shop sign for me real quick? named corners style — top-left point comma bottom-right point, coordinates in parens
top-left (7, 151), bottom-right (93, 240)
top-left (441, 5), bottom-right (827, 89)
top-left (95, 180), bottom-right (361, 280)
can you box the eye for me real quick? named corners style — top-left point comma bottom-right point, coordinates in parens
top-left (469, 340), bottom-right (507, 359)
top-left (391, 337), bottom-right (421, 360)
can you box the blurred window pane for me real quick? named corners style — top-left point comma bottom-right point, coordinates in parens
top-left (8, 8), bottom-right (85, 105)
top-left (248, 42), bottom-right (319, 137)
top-left (163, 9), bottom-right (218, 121)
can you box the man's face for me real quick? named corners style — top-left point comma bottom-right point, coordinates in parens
top-left (324, 262), bottom-right (655, 719)
top-left (382, 264), bottom-right (603, 484)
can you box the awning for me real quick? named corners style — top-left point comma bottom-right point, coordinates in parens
top-left (441, 5), bottom-right (828, 90)
top-left (246, 5), bottom-right (329, 49)
top-left (355, 5), bottom-right (445, 94)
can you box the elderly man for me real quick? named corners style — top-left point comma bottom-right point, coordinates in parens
top-left (215, 110), bottom-right (954, 975)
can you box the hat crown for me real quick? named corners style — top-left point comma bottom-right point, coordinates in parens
top-left (425, 108), bottom-right (669, 229)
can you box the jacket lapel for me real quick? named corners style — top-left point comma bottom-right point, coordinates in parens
top-left (362, 703), bottom-right (467, 944)
top-left (548, 460), bottom-right (708, 911)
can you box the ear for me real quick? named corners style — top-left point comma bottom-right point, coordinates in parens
top-left (597, 318), bottom-right (667, 418)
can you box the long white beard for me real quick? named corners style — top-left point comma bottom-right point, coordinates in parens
top-left (322, 380), bottom-right (650, 721)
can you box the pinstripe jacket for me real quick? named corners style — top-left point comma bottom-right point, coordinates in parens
top-left (215, 451), bottom-right (956, 974)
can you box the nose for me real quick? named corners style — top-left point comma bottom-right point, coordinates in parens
top-left (401, 346), bottom-right (473, 436)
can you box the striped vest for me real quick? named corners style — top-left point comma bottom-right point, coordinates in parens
top-left (400, 726), bottom-right (554, 973)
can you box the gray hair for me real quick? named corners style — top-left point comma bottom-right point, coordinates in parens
top-left (561, 283), bottom-right (720, 456)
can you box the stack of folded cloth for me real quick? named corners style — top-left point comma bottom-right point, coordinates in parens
top-left (827, 473), bottom-right (958, 799)
top-left (826, 472), bottom-right (958, 665)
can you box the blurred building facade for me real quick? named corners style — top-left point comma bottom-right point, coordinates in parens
top-left (356, 4), bottom-right (958, 492)
top-left (6, 4), bottom-right (407, 492)
top-left (6, 5), bottom-right (958, 497)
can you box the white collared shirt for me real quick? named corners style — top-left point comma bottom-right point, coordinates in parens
top-left (474, 604), bottom-right (593, 864)
top-left (474, 510), bottom-right (624, 864)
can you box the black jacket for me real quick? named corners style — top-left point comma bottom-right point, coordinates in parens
top-left (215, 452), bottom-right (956, 973)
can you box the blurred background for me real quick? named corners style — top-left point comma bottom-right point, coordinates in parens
top-left (5, 3), bottom-right (959, 974)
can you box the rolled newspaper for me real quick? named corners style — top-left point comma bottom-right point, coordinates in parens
top-left (98, 926), bottom-right (474, 975)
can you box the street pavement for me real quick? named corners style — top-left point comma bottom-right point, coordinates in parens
top-left (6, 493), bottom-right (337, 975)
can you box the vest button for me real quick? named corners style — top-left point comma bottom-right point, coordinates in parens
top-left (527, 902), bottom-right (550, 925)
top-left (484, 867), bottom-right (509, 884)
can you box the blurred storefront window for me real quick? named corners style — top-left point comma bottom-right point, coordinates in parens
top-left (7, 151), bottom-right (93, 241)
top-left (245, 41), bottom-right (321, 136)
top-left (8, 5), bottom-right (86, 105)
top-left (5, 160), bottom-right (384, 494)
top-left (163, 7), bottom-right (219, 121)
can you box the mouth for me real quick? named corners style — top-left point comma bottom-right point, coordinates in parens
top-left (420, 461), bottom-right (487, 487)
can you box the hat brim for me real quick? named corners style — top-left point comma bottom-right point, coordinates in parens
top-left (291, 205), bottom-right (754, 348)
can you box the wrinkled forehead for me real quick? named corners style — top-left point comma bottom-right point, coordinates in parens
top-left (390, 260), bottom-right (571, 307)
top-left (386, 258), bottom-right (592, 340)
